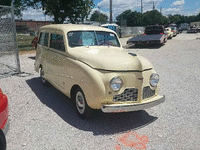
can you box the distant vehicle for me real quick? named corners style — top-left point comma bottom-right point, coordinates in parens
top-left (179, 23), bottom-right (189, 30)
top-left (177, 27), bottom-right (183, 34)
top-left (168, 24), bottom-right (182, 34)
top-left (101, 23), bottom-right (118, 32)
top-left (165, 27), bottom-right (173, 39)
top-left (0, 88), bottom-right (9, 150)
top-left (171, 27), bottom-right (178, 36)
top-left (187, 26), bottom-right (197, 33)
top-left (197, 27), bottom-right (200, 33)
top-left (127, 25), bottom-right (168, 46)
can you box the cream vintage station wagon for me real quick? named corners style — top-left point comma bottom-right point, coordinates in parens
top-left (35, 24), bottom-right (165, 118)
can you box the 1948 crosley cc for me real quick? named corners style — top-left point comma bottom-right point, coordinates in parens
top-left (34, 24), bottom-right (165, 119)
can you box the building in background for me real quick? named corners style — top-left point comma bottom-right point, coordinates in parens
top-left (15, 20), bottom-right (53, 34)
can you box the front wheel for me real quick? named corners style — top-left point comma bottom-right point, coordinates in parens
top-left (74, 88), bottom-right (93, 119)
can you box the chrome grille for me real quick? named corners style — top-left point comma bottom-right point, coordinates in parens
top-left (113, 88), bottom-right (138, 102)
top-left (143, 86), bottom-right (155, 99)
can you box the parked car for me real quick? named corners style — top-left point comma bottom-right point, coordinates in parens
top-left (165, 27), bottom-right (173, 39)
top-left (35, 24), bottom-right (165, 119)
top-left (0, 88), bottom-right (9, 150)
top-left (197, 27), bottom-right (200, 33)
top-left (127, 25), bottom-right (168, 46)
top-left (177, 27), bottom-right (183, 33)
top-left (171, 27), bottom-right (178, 36)
top-left (187, 26), bottom-right (197, 33)
top-left (101, 23), bottom-right (118, 32)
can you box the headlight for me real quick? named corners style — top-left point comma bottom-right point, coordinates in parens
top-left (110, 77), bottom-right (123, 92)
top-left (150, 73), bottom-right (159, 87)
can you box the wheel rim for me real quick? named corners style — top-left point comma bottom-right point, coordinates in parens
top-left (75, 91), bottom-right (85, 114)
top-left (40, 68), bottom-right (46, 83)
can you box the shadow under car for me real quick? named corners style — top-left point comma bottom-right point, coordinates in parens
top-left (26, 77), bottom-right (158, 135)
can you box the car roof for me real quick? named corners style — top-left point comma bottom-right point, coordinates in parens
top-left (39, 24), bottom-right (116, 33)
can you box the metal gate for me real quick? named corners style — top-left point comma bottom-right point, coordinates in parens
top-left (0, 5), bottom-right (20, 78)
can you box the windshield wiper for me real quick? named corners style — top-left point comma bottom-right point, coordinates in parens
top-left (71, 43), bottom-right (83, 47)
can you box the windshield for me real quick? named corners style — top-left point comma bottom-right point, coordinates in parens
top-left (67, 31), bottom-right (120, 47)
top-left (171, 27), bottom-right (176, 30)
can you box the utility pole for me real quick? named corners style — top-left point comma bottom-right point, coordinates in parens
top-left (150, 1), bottom-right (156, 10)
top-left (110, 0), bottom-right (112, 23)
top-left (160, 7), bottom-right (162, 13)
top-left (141, 0), bottom-right (143, 26)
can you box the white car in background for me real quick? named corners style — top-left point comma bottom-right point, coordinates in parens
top-left (171, 27), bottom-right (178, 36)
top-left (165, 27), bottom-right (173, 39)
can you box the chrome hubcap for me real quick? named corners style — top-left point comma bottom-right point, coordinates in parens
top-left (76, 91), bottom-right (85, 114)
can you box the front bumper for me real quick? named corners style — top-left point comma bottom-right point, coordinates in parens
top-left (101, 95), bottom-right (165, 113)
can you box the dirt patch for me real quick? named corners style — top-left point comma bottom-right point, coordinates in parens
top-left (19, 50), bottom-right (36, 55)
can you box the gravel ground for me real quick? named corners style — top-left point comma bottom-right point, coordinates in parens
top-left (0, 32), bottom-right (200, 150)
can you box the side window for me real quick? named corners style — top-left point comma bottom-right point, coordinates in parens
top-left (38, 32), bottom-right (49, 46)
top-left (44, 33), bottom-right (49, 46)
top-left (50, 34), bottom-right (65, 52)
top-left (38, 32), bottom-right (45, 45)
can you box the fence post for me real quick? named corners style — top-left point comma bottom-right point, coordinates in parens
top-left (11, 6), bottom-right (21, 74)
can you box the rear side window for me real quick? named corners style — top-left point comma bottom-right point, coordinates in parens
top-left (50, 34), bottom-right (65, 52)
top-left (38, 32), bottom-right (49, 46)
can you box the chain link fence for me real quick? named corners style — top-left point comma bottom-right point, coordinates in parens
top-left (0, 5), bottom-right (21, 78)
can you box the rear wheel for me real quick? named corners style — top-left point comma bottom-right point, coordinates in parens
top-left (74, 88), bottom-right (93, 119)
top-left (39, 67), bottom-right (48, 85)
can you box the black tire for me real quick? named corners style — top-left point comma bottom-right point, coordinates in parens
top-left (74, 88), bottom-right (93, 119)
top-left (0, 130), bottom-right (6, 150)
top-left (39, 67), bottom-right (48, 86)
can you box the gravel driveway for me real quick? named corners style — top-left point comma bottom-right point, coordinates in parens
top-left (0, 32), bottom-right (199, 150)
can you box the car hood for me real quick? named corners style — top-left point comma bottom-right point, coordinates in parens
top-left (68, 46), bottom-right (153, 71)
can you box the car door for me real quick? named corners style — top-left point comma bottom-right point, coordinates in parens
top-left (48, 32), bottom-right (66, 89)
top-left (37, 32), bottom-right (50, 80)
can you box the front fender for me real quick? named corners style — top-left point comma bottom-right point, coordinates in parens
top-left (69, 60), bottom-right (107, 109)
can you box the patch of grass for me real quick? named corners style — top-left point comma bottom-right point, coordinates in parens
top-left (16, 35), bottom-right (36, 51)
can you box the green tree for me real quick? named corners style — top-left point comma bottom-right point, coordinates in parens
top-left (90, 10), bottom-right (108, 23)
top-left (28, 0), bottom-right (94, 24)
top-left (168, 14), bottom-right (200, 25)
top-left (168, 14), bottom-right (181, 24)
top-left (142, 10), bottom-right (164, 26)
top-left (162, 16), bottom-right (169, 25)
top-left (125, 11), bottom-right (142, 26)
top-left (116, 10), bottom-right (131, 26)
top-left (196, 13), bottom-right (200, 21)
top-left (116, 9), bottom-right (167, 27)
top-left (0, 0), bottom-right (28, 18)
top-left (0, 0), bottom-right (12, 6)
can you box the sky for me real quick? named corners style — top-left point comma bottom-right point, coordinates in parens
top-left (21, 0), bottom-right (200, 21)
